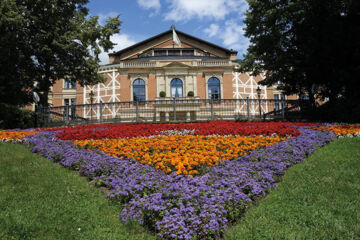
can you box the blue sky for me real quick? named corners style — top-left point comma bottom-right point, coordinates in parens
top-left (86, 0), bottom-right (250, 64)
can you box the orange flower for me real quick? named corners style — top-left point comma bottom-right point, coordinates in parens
top-left (0, 130), bottom-right (39, 142)
top-left (74, 134), bottom-right (285, 176)
top-left (313, 125), bottom-right (360, 136)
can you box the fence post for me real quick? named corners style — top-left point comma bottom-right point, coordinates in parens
top-left (47, 107), bottom-right (50, 127)
top-left (281, 99), bottom-right (285, 121)
top-left (210, 98), bottom-right (214, 120)
top-left (99, 101), bottom-right (103, 123)
top-left (136, 100), bottom-right (139, 123)
top-left (246, 97), bottom-right (250, 121)
top-left (258, 98), bottom-right (262, 120)
top-left (263, 100), bottom-right (266, 121)
top-left (65, 105), bottom-right (69, 125)
top-left (173, 97), bottom-right (176, 121)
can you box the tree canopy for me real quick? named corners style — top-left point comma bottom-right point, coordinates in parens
top-left (0, 0), bottom-right (121, 106)
top-left (238, 0), bottom-right (360, 108)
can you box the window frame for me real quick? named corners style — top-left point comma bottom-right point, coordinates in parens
top-left (207, 77), bottom-right (221, 100)
top-left (133, 78), bottom-right (146, 102)
top-left (170, 78), bottom-right (183, 98)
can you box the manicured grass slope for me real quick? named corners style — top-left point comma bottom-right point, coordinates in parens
top-left (0, 143), bottom-right (156, 240)
top-left (225, 137), bottom-right (360, 240)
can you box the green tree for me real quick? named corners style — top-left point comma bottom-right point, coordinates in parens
top-left (238, 0), bottom-right (360, 108)
top-left (0, 0), bottom-right (121, 107)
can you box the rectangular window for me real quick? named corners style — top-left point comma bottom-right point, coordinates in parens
top-left (280, 94), bottom-right (285, 110)
top-left (154, 50), bottom-right (167, 56)
top-left (64, 78), bottom-right (76, 89)
top-left (168, 50), bottom-right (180, 56)
top-left (71, 80), bottom-right (76, 89)
top-left (64, 99), bottom-right (69, 106)
top-left (274, 94), bottom-right (279, 114)
top-left (70, 98), bottom-right (76, 119)
top-left (182, 49), bottom-right (194, 56)
top-left (64, 79), bottom-right (70, 88)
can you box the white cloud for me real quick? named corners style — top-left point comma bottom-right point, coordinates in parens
top-left (203, 24), bottom-right (219, 37)
top-left (137, 0), bottom-right (161, 15)
top-left (99, 34), bottom-right (137, 65)
top-left (164, 0), bottom-right (248, 22)
top-left (204, 20), bottom-right (250, 56)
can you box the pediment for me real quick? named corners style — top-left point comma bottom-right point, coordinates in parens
top-left (108, 28), bottom-right (237, 63)
top-left (162, 62), bottom-right (191, 69)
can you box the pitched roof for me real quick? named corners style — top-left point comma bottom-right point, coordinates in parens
top-left (109, 28), bottom-right (238, 57)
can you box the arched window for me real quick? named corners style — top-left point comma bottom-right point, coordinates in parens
top-left (208, 77), bottom-right (220, 100)
top-left (133, 78), bottom-right (145, 102)
top-left (170, 78), bottom-right (183, 97)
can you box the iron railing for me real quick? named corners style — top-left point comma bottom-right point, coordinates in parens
top-left (35, 98), bottom-right (310, 127)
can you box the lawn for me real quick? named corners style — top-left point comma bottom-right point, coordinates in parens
top-left (225, 137), bottom-right (360, 240)
top-left (0, 142), bottom-right (155, 240)
top-left (0, 122), bottom-right (359, 239)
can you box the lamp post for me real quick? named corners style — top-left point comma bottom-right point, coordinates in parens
top-left (89, 90), bottom-right (94, 121)
top-left (33, 92), bottom-right (40, 127)
top-left (256, 86), bottom-right (262, 119)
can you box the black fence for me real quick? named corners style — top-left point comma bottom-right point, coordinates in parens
top-left (35, 98), bottom-right (311, 127)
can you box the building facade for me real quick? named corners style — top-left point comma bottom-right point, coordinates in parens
top-left (48, 27), bottom-right (294, 121)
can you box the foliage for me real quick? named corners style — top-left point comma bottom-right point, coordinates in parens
top-left (159, 91), bottom-right (166, 97)
top-left (238, 0), bottom-right (360, 108)
top-left (306, 98), bottom-right (360, 123)
top-left (0, 103), bottom-right (35, 129)
top-left (0, 142), bottom-right (155, 240)
top-left (0, 0), bottom-right (121, 106)
top-left (187, 91), bottom-right (194, 97)
top-left (225, 137), bottom-right (360, 239)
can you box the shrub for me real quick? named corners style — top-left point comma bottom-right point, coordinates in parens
top-left (159, 91), bottom-right (166, 98)
top-left (187, 91), bottom-right (194, 97)
top-left (0, 103), bottom-right (35, 129)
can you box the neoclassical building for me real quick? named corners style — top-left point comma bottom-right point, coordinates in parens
top-left (48, 27), bottom-right (293, 121)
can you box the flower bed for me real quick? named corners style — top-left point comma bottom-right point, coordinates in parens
top-left (74, 135), bottom-right (286, 176)
top-left (49, 121), bottom-right (315, 140)
top-left (0, 130), bottom-right (38, 143)
top-left (21, 121), bottom-right (336, 239)
top-left (313, 124), bottom-right (360, 137)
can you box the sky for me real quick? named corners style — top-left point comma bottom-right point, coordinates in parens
top-left (86, 0), bottom-right (250, 64)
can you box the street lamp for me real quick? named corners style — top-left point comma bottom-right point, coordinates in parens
top-left (89, 90), bottom-right (94, 121)
top-left (256, 86), bottom-right (262, 119)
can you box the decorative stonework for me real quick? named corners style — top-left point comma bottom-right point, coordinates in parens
top-left (232, 72), bottom-right (268, 115)
top-left (83, 69), bottom-right (121, 118)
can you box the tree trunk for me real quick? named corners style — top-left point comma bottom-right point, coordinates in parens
top-left (306, 84), bottom-right (316, 108)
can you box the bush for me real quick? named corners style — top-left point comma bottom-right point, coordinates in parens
top-left (159, 91), bottom-right (166, 98)
top-left (187, 91), bottom-right (194, 97)
top-left (0, 103), bottom-right (35, 129)
top-left (304, 98), bottom-right (360, 123)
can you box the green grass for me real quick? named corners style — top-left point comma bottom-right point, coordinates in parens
top-left (0, 142), bottom-right (156, 240)
top-left (225, 137), bottom-right (360, 240)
